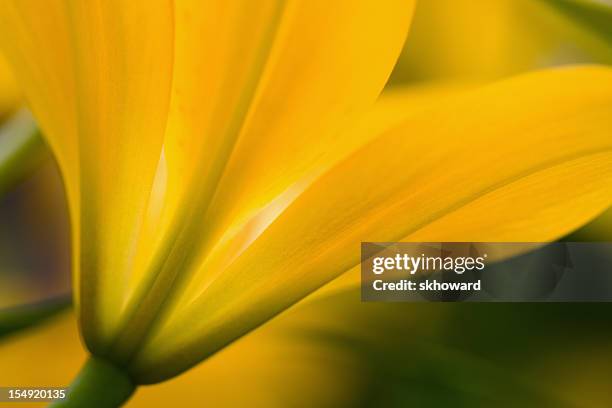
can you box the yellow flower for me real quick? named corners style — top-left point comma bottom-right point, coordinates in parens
top-left (0, 0), bottom-right (611, 404)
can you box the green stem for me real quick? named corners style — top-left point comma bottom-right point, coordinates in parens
top-left (0, 295), bottom-right (71, 340)
top-left (51, 357), bottom-right (136, 408)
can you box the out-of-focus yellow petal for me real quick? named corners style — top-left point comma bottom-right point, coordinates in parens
top-left (390, 0), bottom-right (612, 84)
top-left (0, 313), bottom-right (85, 392)
top-left (0, 55), bottom-right (20, 119)
top-left (135, 66), bottom-right (612, 381)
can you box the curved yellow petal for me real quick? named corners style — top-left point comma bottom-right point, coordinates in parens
top-left (109, 0), bottom-right (414, 363)
top-left (196, 0), bottom-right (415, 247)
top-left (0, 1), bottom-right (176, 352)
top-left (134, 66), bottom-right (612, 382)
top-left (66, 1), bottom-right (175, 352)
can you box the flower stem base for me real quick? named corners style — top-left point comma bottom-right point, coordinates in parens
top-left (51, 357), bottom-right (135, 408)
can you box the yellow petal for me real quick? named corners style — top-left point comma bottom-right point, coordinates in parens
top-left (66, 1), bottom-right (175, 351)
top-left (135, 66), bottom-right (612, 382)
top-left (109, 0), bottom-right (414, 362)
top-left (195, 0), bottom-right (416, 247)
top-left (123, 0), bottom-right (295, 310)
top-left (0, 1), bottom-right (176, 351)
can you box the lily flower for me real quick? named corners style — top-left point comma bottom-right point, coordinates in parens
top-left (0, 1), bottom-right (611, 406)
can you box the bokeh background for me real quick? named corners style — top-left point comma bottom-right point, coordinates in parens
top-left (1, 1), bottom-right (611, 407)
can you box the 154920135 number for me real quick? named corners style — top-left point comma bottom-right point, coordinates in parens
top-left (6, 388), bottom-right (66, 400)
